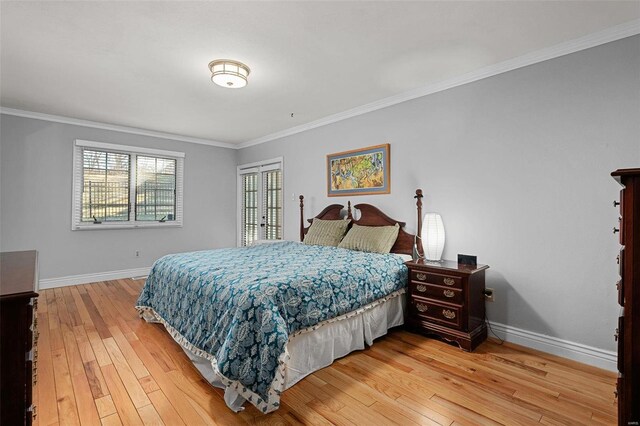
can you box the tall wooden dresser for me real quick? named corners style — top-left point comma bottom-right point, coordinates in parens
top-left (612, 168), bottom-right (639, 426)
top-left (1, 250), bottom-right (39, 426)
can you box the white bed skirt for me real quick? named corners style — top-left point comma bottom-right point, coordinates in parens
top-left (175, 292), bottom-right (407, 412)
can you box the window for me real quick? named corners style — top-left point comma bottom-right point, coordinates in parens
top-left (238, 158), bottom-right (283, 246)
top-left (135, 156), bottom-right (177, 221)
top-left (72, 140), bottom-right (184, 230)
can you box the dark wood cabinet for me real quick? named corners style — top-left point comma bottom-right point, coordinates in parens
top-left (612, 168), bottom-right (640, 426)
top-left (1, 250), bottom-right (39, 426)
top-left (405, 259), bottom-right (488, 351)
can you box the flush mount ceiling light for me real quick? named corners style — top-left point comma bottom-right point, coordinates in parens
top-left (208, 59), bottom-right (250, 89)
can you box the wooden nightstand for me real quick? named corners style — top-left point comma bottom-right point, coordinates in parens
top-left (405, 259), bottom-right (489, 351)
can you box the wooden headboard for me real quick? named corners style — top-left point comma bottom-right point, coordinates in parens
top-left (299, 189), bottom-right (424, 256)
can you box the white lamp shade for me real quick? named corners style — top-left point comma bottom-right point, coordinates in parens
top-left (422, 213), bottom-right (445, 261)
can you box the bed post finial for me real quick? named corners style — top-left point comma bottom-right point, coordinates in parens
top-left (299, 195), bottom-right (305, 242)
top-left (347, 201), bottom-right (353, 220)
top-left (415, 189), bottom-right (424, 256)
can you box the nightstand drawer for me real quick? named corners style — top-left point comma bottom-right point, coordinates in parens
top-left (409, 281), bottom-right (463, 305)
top-left (411, 270), bottom-right (462, 289)
top-left (410, 297), bottom-right (462, 329)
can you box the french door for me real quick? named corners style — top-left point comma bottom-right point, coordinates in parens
top-left (237, 158), bottom-right (283, 247)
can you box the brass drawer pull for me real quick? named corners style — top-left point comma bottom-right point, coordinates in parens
top-left (615, 328), bottom-right (619, 341)
top-left (443, 278), bottom-right (455, 286)
top-left (416, 284), bottom-right (427, 292)
top-left (416, 303), bottom-right (428, 313)
top-left (443, 289), bottom-right (455, 298)
top-left (443, 309), bottom-right (456, 319)
top-left (416, 273), bottom-right (427, 281)
top-left (613, 200), bottom-right (620, 207)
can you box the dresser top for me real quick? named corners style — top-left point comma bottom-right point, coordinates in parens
top-left (0, 250), bottom-right (38, 298)
top-left (405, 259), bottom-right (489, 274)
top-left (612, 168), bottom-right (640, 177)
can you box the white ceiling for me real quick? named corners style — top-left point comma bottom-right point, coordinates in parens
top-left (1, 1), bottom-right (639, 145)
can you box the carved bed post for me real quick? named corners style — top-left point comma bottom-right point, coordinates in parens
top-left (347, 201), bottom-right (353, 221)
top-left (299, 195), bottom-right (305, 242)
top-left (415, 189), bottom-right (424, 255)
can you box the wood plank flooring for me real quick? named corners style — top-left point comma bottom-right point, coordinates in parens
top-left (34, 279), bottom-right (617, 425)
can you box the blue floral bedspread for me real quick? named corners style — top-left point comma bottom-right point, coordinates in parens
top-left (135, 241), bottom-right (407, 413)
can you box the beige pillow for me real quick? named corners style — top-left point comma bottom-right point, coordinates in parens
top-left (303, 218), bottom-right (351, 247)
top-left (338, 223), bottom-right (400, 254)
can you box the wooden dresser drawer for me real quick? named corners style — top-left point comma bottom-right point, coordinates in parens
top-left (409, 281), bottom-right (463, 305)
top-left (617, 279), bottom-right (624, 306)
top-left (617, 314), bottom-right (624, 373)
top-left (618, 217), bottom-right (624, 245)
top-left (410, 297), bottom-right (462, 329)
top-left (618, 248), bottom-right (624, 276)
top-left (411, 270), bottom-right (462, 289)
top-left (617, 373), bottom-right (624, 420)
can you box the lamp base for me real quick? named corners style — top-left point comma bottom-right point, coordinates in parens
top-left (412, 243), bottom-right (423, 262)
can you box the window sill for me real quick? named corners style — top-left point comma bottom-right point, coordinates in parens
top-left (73, 222), bottom-right (183, 231)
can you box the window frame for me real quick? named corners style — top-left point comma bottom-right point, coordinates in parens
top-left (236, 157), bottom-right (284, 246)
top-left (72, 139), bottom-right (184, 230)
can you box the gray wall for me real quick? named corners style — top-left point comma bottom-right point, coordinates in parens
top-left (0, 115), bottom-right (237, 280)
top-left (238, 36), bottom-right (640, 351)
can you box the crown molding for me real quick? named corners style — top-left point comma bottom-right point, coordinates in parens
top-left (237, 19), bottom-right (640, 149)
top-left (2, 20), bottom-right (638, 151)
top-left (0, 107), bottom-right (237, 149)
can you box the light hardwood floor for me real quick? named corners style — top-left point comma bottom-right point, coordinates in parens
top-left (34, 279), bottom-right (617, 426)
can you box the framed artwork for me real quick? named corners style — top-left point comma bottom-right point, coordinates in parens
top-left (327, 143), bottom-right (390, 197)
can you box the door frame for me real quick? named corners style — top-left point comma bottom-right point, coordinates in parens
top-left (236, 157), bottom-right (284, 247)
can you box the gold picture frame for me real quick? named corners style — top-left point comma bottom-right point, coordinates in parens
top-left (327, 143), bottom-right (390, 197)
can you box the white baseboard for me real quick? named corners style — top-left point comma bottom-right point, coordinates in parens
top-left (488, 321), bottom-right (617, 372)
top-left (38, 267), bottom-right (151, 289)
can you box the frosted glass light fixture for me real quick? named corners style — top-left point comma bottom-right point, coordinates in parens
top-left (422, 213), bottom-right (445, 261)
top-left (208, 59), bottom-right (250, 88)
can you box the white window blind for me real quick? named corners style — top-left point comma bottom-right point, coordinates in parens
top-left (72, 140), bottom-right (184, 230)
top-left (241, 173), bottom-right (259, 247)
top-left (262, 169), bottom-right (282, 240)
top-left (237, 158), bottom-right (283, 247)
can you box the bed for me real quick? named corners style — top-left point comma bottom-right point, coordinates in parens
top-left (135, 189), bottom-right (424, 413)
